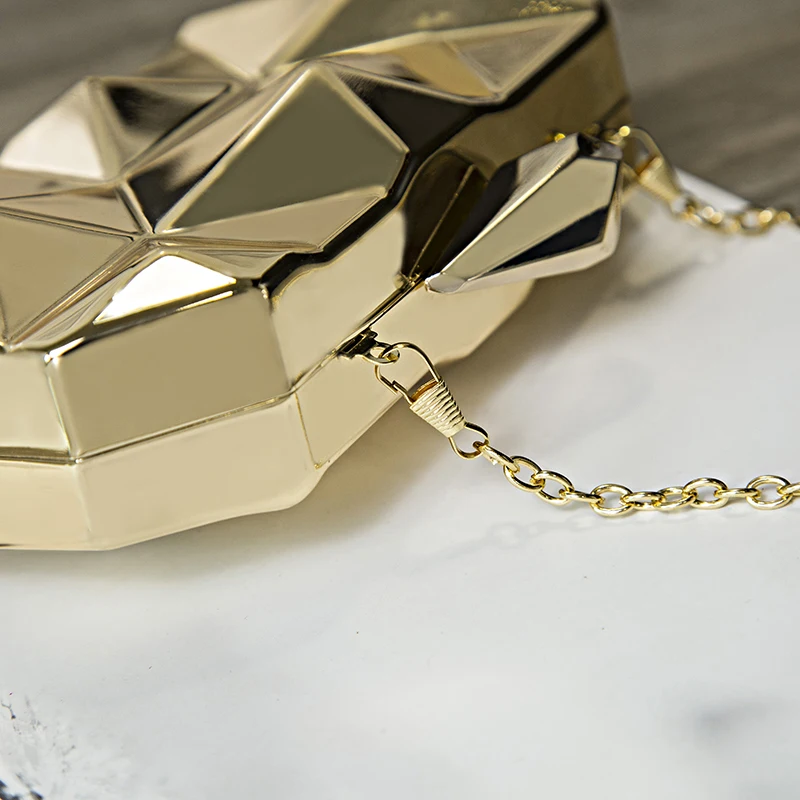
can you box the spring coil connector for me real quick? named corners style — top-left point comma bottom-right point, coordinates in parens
top-left (408, 378), bottom-right (466, 439)
top-left (362, 341), bottom-right (467, 440)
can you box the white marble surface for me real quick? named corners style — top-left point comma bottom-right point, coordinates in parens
top-left (2, 176), bottom-right (800, 799)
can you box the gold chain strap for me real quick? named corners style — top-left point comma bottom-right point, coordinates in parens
top-left (357, 127), bottom-right (799, 517)
top-left (360, 340), bottom-right (800, 516)
top-left (607, 125), bottom-right (799, 234)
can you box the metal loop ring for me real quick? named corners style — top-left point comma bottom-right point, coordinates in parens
top-left (563, 490), bottom-right (602, 505)
top-left (449, 423), bottom-right (490, 461)
top-left (504, 457), bottom-right (545, 494)
top-left (717, 486), bottom-right (759, 502)
top-left (674, 194), bottom-right (700, 219)
top-left (622, 491), bottom-right (663, 511)
top-left (699, 204), bottom-right (725, 226)
top-left (535, 470), bottom-right (575, 507)
top-left (656, 487), bottom-right (694, 512)
top-left (779, 482), bottom-right (800, 498)
top-left (478, 443), bottom-right (518, 473)
top-left (591, 485), bottom-right (634, 518)
top-left (746, 476), bottom-right (793, 510)
top-left (736, 208), bottom-right (774, 235)
top-left (684, 478), bottom-right (730, 510)
top-left (362, 346), bottom-right (400, 366)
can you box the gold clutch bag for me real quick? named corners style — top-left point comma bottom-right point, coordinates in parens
top-left (0, 0), bottom-right (671, 549)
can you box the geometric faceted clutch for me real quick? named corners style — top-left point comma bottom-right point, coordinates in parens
top-left (0, 0), bottom-right (629, 549)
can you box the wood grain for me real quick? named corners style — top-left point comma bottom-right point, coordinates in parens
top-left (0, 0), bottom-right (798, 206)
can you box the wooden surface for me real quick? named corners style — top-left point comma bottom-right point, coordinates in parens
top-left (1, 0), bottom-right (798, 207)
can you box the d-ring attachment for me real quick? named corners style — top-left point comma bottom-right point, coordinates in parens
top-left (372, 342), bottom-right (435, 402)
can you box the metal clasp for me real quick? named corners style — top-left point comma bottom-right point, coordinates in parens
top-left (357, 339), bottom-right (469, 441)
top-left (618, 126), bottom-right (685, 207)
top-left (369, 342), bottom-right (436, 401)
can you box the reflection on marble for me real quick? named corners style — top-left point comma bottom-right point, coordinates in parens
top-left (2, 176), bottom-right (800, 797)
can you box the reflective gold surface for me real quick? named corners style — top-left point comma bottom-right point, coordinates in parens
top-left (426, 133), bottom-right (623, 293)
top-left (0, 0), bottom-right (629, 549)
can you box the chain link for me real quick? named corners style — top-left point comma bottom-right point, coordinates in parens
top-left (467, 445), bottom-right (800, 517)
top-left (358, 126), bottom-right (799, 517)
top-left (361, 336), bottom-right (800, 517)
top-left (606, 125), bottom-right (799, 234)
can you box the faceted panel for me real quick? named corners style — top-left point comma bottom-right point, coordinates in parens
top-left (427, 134), bottom-right (623, 293)
top-left (0, 83), bottom-right (105, 179)
top-left (171, 68), bottom-right (405, 230)
top-left (336, 68), bottom-right (474, 153)
top-left (0, 186), bottom-right (140, 233)
top-left (127, 80), bottom-right (290, 230)
top-left (182, 249), bottom-right (291, 280)
top-left (399, 150), bottom-right (488, 282)
top-left (0, 461), bottom-right (87, 550)
top-left (20, 247), bottom-right (244, 346)
top-left (95, 255), bottom-right (237, 324)
top-left (18, 265), bottom-right (146, 351)
top-left (0, 213), bottom-right (132, 343)
top-left (179, 0), bottom-right (347, 77)
top-left (0, 78), bottom-right (231, 181)
top-left (0, 168), bottom-right (90, 200)
top-left (332, 42), bottom-right (494, 101)
top-left (296, 0), bottom-right (595, 60)
top-left (447, 23), bottom-right (629, 176)
top-left (144, 66), bottom-right (406, 240)
top-left (329, 11), bottom-right (596, 103)
top-left (169, 187), bottom-right (386, 247)
top-left (77, 394), bottom-right (316, 549)
top-left (454, 12), bottom-right (597, 97)
top-left (137, 45), bottom-right (243, 82)
top-left (89, 77), bottom-right (232, 174)
top-left (0, 353), bottom-right (70, 453)
top-left (49, 288), bottom-right (288, 456)
top-left (271, 210), bottom-right (406, 382)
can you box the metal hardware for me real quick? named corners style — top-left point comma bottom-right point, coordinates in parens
top-left (362, 126), bottom-right (800, 517)
top-left (607, 126), bottom-right (799, 234)
top-left (425, 133), bottom-right (624, 294)
top-left (367, 342), bottom-right (468, 442)
top-left (365, 334), bottom-right (800, 517)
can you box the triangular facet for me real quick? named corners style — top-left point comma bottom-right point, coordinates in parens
top-left (0, 83), bottom-right (105, 179)
top-left (427, 135), bottom-right (622, 293)
top-left (0, 213), bottom-right (131, 341)
top-left (95, 255), bottom-right (236, 323)
top-left (90, 77), bottom-right (231, 174)
top-left (179, 0), bottom-right (347, 77)
top-left (164, 67), bottom-right (405, 233)
top-left (137, 46), bottom-right (239, 82)
top-left (337, 69), bottom-right (474, 153)
top-left (296, 0), bottom-right (590, 60)
top-left (128, 75), bottom-right (293, 230)
top-left (0, 187), bottom-right (140, 233)
top-left (0, 168), bottom-right (92, 201)
top-left (182, 249), bottom-right (290, 280)
top-left (332, 42), bottom-right (493, 101)
top-left (169, 188), bottom-right (384, 248)
top-left (455, 12), bottom-right (596, 97)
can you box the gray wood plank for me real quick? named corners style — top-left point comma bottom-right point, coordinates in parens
top-left (608, 0), bottom-right (800, 209)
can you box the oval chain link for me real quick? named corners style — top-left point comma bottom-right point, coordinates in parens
top-left (606, 125), bottom-right (799, 234)
top-left (451, 431), bottom-right (800, 517)
top-left (358, 126), bottom-right (800, 517)
top-left (478, 441), bottom-right (800, 516)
